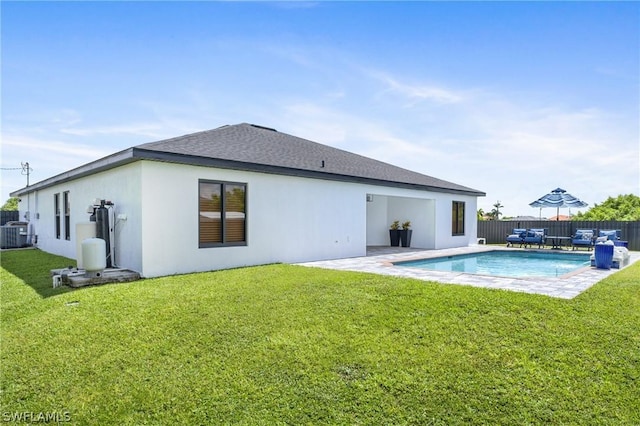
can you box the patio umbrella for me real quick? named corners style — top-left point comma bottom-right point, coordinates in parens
top-left (529, 188), bottom-right (588, 220)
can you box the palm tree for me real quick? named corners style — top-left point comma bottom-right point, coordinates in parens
top-left (477, 208), bottom-right (485, 220)
top-left (490, 201), bottom-right (504, 221)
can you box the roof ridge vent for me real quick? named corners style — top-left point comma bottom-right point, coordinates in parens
top-left (248, 123), bottom-right (277, 132)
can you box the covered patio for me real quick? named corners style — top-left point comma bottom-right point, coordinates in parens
top-left (365, 194), bottom-right (437, 249)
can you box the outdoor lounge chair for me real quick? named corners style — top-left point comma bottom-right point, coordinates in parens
top-left (506, 228), bottom-right (526, 247)
top-left (572, 229), bottom-right (595, 250)
top-left (523, 228), bottom-right (547, 249)
top-left (598, 229), bottom-right (621, 242)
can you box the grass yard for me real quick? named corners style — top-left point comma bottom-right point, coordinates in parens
top-left (1, 249), bottom-right (639, 425)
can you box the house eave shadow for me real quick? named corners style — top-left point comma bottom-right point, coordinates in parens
top-left (1, 248), bottom-right (78, 299)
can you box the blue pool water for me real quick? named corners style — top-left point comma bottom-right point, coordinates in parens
top-left (395, 251), bottom-right (591, 278)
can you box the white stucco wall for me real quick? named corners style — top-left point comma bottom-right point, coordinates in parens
top-left (365, 195), bottom-right (388, 245)
top-left (138, 161), bottom-right (368, 277)
top-left (433, 193), bottom-right (479, 249)
top-left (17, 163), bottom-right (144, 272)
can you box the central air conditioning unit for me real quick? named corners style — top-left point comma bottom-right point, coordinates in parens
top-left (0, 222), bottom-right (28, 249)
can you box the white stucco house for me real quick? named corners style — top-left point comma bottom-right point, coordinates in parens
top-left (11, 123), bottom-right (485, 278)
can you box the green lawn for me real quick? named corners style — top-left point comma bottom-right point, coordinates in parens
top-left (1, 249), bottom-right (639, 425)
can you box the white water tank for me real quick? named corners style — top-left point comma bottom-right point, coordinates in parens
top-left (76, 222), bottom-right (97, 269)
top-left (82, 238), bottom-right (106, 273)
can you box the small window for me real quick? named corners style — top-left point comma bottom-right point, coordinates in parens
top-left (54, 193), bottom-right (61, 239)
top-left (199, 180), bottom-right (246, 247)
top-left (452, 201), bottom-right (465, 236)
top-left (63, 191), bottom-right (71, 240)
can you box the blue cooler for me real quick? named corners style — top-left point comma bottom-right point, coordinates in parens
top-left (594, 243), bottom-right (614, 269)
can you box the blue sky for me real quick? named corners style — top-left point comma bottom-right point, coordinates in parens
top-left (2, 1), bottom-right (639, 217)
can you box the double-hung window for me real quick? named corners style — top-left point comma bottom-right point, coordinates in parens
top-left (54, 193), bottom-right (61, 239)
top-left (63, 191), bottom-right (71, 240)
top-left (452, 201), bottom-right (465, 236)
top-left (199, 180), bottom-right (247, 247)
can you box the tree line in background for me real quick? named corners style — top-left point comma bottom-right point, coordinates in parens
top-left (572, 194), bottom-right (640, 221)
top-left (478, 194), bottom-right (640, 221)
top-left (1, 198), bottom-right (18, 211)
top-left (477, 201), bottom-right (504, 221)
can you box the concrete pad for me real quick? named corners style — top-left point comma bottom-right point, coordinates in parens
top-left (50, 267), bottom-right (141, 288)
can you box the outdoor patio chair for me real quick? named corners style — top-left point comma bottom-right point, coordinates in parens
top-left (572, 229), bottom-right (595, 250)
top-left (506, 228), bottom-right (526, 247)
top-left (523, 228), bottom-right (547, 249)
top-left (598, 229), bottom-right (621, 242)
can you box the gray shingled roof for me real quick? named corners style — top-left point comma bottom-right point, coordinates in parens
top-left (134, 123), bottom-right (484, 196)
top-left (12, 123), bottom-right (484, 196)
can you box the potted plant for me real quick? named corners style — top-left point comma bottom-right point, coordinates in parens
top-left (400, 220), bottom-right (412, 247)
top-left (389, 220), bottom-right (400, 247)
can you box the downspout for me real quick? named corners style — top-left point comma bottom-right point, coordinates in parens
top-left (33, 190), bottom-right (38, 245)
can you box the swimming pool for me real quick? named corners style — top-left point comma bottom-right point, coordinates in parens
top-left (395, 251), bottom-right (591, 278)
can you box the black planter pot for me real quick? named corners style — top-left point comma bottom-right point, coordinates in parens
top-left (389, 230), bottom-right (400, 247)
top-left (400, 230), bottom-right (413, 247)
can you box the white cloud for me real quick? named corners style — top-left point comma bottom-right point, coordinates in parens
top-left (267, 70), bottom-right (638, 217)
top-left (368, 70), bottom-right (464, 105)
top-left (4, 108), bottom-right (83, 128)
top-left (58, 101), bottom-right (213, 140)
top-left (273, 101), bottom-right (449, 181)
top-left (2, 134), bottom-right (112, 160)
top-left (460, 102), bottom-right (639, 216)
top-left (60, 122), bottom-right (169, 139)
top-left (1, 134), bottom-right (114, 201)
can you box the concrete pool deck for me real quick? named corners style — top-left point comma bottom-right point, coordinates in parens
top-left (297, 246), bottom-right (640, 299)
